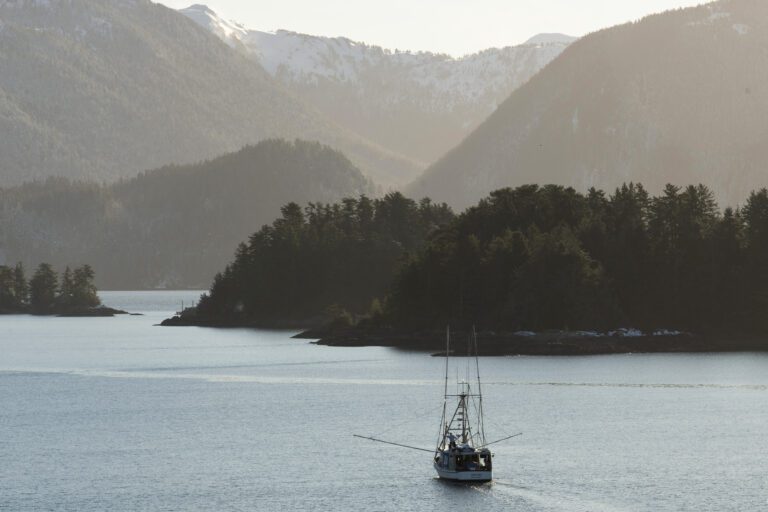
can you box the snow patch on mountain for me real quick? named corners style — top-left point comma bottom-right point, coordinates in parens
top-left (687, 4), bottom-right (732, 27)
top-left (524, 33), bottom-right (577, 45)
top-left (180, 4), bottom-right (574, 107)
top-left (244, 30), bottom-right (365, 82)
top-left (732, 23), bottom-right (749, 35)
top-left (179, 4), bottom-right (246, 46)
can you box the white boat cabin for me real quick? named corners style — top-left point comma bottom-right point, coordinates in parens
top-left (435, 445), bottom-right (492, 473)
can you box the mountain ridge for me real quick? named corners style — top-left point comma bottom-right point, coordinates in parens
top-left (0, 0), bottom-right (418, 187)
top-left (179, 4), bottom-right (575, 165)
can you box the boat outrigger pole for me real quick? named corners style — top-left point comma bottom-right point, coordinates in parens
top-left (479, 432), bottom-right (523, 449)
top-left (352, 435), bottom-right (435, 453)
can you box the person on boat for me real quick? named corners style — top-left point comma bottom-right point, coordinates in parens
top-left (447, 432), bottom-right (457, 449)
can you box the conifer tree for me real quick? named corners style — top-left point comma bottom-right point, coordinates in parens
top-left (59, 267), bottom-right (74, 307)
top-left (29, 264), bottom-right (58, 313)
top-left (13, 263), bottom-right (28, 308)
top-left (0, 266), bottom-right (16, 311)
top-left (72, 265), bottom-right (100, 308)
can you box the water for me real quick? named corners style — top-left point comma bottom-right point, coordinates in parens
top-left (1, 291), bottom-right (767, 511)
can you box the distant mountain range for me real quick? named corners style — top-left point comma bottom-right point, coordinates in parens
top-left (410, 0), bottom-right (768, 209)
top-left (0, 0), bottom-right (416, 188)
top-left (0, 140), bottom-right (374, 289)
top-left (180, 4), bottom-right (575, 165)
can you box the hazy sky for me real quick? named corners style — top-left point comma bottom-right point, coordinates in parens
top-left (160, 0), bottom-right (706, 56)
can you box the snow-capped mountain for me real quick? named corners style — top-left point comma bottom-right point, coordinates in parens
top-left (180, 4), bottom-right (575, 165)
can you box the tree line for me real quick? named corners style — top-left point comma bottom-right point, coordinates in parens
top-left (0, 140), bottom-right (374, 289)
top-left (195, 183), bottom-right (768, 335)
top-left (0, 263), bottom-right (100, 314)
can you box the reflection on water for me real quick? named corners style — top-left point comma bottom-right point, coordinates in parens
top-left (1, 291), bottom-right (767, 511)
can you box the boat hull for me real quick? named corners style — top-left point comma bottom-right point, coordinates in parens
top-left (434, 464), bottom-right (492, 483)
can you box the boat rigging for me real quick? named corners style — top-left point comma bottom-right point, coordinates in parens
top-left (353, 326), bottom-right (521, 483)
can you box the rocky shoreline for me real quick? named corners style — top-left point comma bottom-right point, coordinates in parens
top-left (160, 315), bottom-right (318, 330)
top-left (0, 305), bottom-right (133, 317)
top-left (56, 306), bottom-right (133, 317)
top-left (299, 329), bottom-right (768, 356)
top-left (160, 311), bottom-right (768, 355)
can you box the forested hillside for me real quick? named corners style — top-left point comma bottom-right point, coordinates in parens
top-left (189, 183), bottom-right (768, 335)
top-left (410, 0), bottom-right (768, 209)
top-left (0, 140), bottom-right (374, 289)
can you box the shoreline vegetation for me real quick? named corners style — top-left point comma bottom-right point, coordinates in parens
top-left (163, 184), bottom-right (768, 355)
top-left (0, 262), bottom-right (128, 317)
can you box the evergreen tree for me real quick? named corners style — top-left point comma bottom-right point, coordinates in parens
top-left (29, 264), bottom-right (58, 313)
top-left (72, 265), bottom-right (100, 308)
top-left (0, 266), bottom-right (16, 311)
top-left (710, 207), bottom-right (745, 327)
top-left (13, 263), bottom-right (28, 308)
top-left (741, 189), bottom-right (768, 330)
top-left (59, 267), bottom-right (74, 307)
top-left (513, 226), bottom-right (615, 330)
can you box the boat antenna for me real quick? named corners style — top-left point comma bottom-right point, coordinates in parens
top-left (466, 327), bottom-right (470, 387)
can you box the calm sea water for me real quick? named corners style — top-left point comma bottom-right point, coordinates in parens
top-left (1, 291), bottom-right (767, 511)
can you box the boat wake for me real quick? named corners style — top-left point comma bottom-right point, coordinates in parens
top-left (117, 358), bottom-right (388, 373)
top-left (491, 480), bottom-right (633, 512)
top-left (489, 381), bottom-right (768, 391)
top-left (2, 369), bottom-right (766, 391)
top-left (0, 368), bottom-right (435, 386)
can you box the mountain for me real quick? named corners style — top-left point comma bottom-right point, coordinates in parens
top-left (0, 0), bottom-right (416, 188)
top-left (409, 0), bottom-right (768, 209)
top-left (0, 140), bottom-right (374, 289)
top-left (179, 4), bottom-right (575, 165)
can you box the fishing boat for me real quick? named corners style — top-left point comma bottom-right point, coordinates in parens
top-left (354, 327), bottom-right (520, 483)
top-left (433, 327), bottom-right (493, 482)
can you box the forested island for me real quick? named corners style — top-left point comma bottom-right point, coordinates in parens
top-left (0, 263), bottom-right (121, 316)
top-left (164, 184), bottom-right (768, 354)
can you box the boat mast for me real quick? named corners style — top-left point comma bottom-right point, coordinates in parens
top-left (460, 388), bottom-right (468, 444)
top-left (444, 326), bottom-right (450, 402)
top-left (473, 326), bottom-right (487, 446)
top-left (435, 326), bottom-right (450, 455)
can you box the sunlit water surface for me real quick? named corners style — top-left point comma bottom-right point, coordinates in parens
top-left (1, 291), bottom-right (767, 511)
